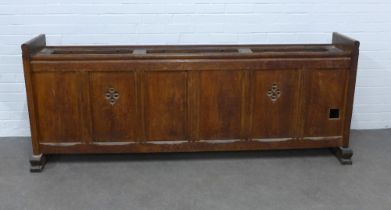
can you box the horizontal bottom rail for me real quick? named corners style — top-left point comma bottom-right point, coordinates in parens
top-left (39, 139), bottom-right (342, 154)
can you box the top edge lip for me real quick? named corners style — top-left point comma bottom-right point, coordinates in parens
top-left (30, 44), bottom-right (353, 60)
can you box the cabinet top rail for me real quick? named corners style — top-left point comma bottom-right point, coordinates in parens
top-left (22, 33), bottom-right (359, 61)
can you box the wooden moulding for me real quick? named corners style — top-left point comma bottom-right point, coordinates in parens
top-left (21, 32), bottom-right (359, 172)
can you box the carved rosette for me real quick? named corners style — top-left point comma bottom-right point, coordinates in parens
top-left (105, 88), bottom-right (119, 105)
top-left (267, 83), bottom-right (281, 102)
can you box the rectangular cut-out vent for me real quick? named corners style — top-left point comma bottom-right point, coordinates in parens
top-left (251, 47), bottom-right (328, 53)
top-left (329, 108), bottom-right (340, 119)
top-left (146, 48), bottom-right (238, 54)
top-left (133, 49), bottom-right (146, 55)
top-left (52, 49), bottom-right (133, 54)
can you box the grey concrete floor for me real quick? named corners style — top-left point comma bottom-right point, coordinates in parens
top-left (0, 129), bottom-right (390, 210)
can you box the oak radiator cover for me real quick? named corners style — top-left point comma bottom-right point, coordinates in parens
top-left (22, 33), bottom-right (359, 172)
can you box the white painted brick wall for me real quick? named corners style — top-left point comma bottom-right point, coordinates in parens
top-left (0, 0), bottom-right (390, 136)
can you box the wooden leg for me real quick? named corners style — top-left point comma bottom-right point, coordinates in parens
top-left (330, 147), bottom-right (353, 165)
top-left (30, 154), bottom-right (47, 172)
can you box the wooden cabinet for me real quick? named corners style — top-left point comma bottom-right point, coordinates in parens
top-left (22, 33), bottom-right (359, 172)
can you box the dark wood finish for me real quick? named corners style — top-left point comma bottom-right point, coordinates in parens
top-left (199, 70), bottom-right (243, 140)
top-left (38, 139), bottom-right (342, 155)
top-left (251, 70), bottom-right (300, 138)
top-left (21, 33), bottom-right (359, 171)
top-left (144, 71), bottom-right (188, 141)
top-left (90, 72), bottom-right (138, 142)
top-left (303, 69), bottom-right (347, 137)
top-left (21, 34), bottom-right (46, 156)
top-left (332, 32), bottom-right (360, 148)
top-left (32, 72), bottom-right (83, 143)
